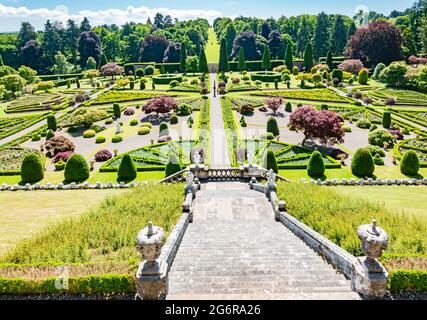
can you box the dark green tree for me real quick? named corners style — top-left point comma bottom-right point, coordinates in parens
top-left (219, 38), bottom-right (229, 73)
top-left (66, 19), bottom-right (80, 68)
top-left (261, 46), bottom-right (271, 70)
top-left (326, 51), bottom-right (334, 70)
top-left (0, 54), bottom-right (3, 66)
top-left (47, 115), bottom-right (57, 132)
top-left (297, 16), bottom-right (313, 56)
top-left (303, 43), bottom-right (314, 70)
top-left (400, 150), bottom-right (420, 176)
top-left (347, 21), bottom-right (357, 40)
top-left (284, 43), bottom-right (293, 71)
top-left (199, 48), bottom-right (209, 74)
top-left (313, 12), bottom-right (330, 58)
top-left (224, 23), bottom-right (237, 57)
top-left (330, 15), bottom-right (347, 55)
top-left (307, 151), bottom-right (325, 178)
top-left (266, 117), bottom-right (280, 137)
top-left (17, 22), bottom-right (37, 50)
top-left (351, 148), bottom-right (375, 177)
top-left (382, 111), bottom-right (392, 128)
top-left (64, 154), bottom-right (90, 183)
top-left (165, 154), bottom-right (182, 177)
top-left (238, 47), bottom-right (246, 71)
top-left (113, 103), bottom-right (121, 118)
top-left (180, 42), bottom-right (187, 73)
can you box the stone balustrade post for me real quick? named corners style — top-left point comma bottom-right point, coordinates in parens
top-left (135, 222), bottom-right (168, 300)
top-left (351, 219), bottom-right (389, 299)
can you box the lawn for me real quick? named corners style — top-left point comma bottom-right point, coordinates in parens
top-left (0, 189), bottom-right (126, 256)
top-left (1, 183), bottom-right (184, 264)
top-left (334, 186), bottom-right (427, 222)
top-left (205, 28), bottom-right (220, 64)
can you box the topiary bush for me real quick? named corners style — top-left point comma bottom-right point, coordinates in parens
top-left (124, 108), bottom-right (135, 116)
top-left (342, 125), bottom-right (352, 132)
top-left (170, 114), bottom-right (179, 125)
top-left (382, 111), bottom-right (392, 129)
top-left (178, 104), bottom-right (192, 116)
top-left (64, 154), bottom-right (89, 183)
top-left (95, 136), bottom-right (106, 144)
top-left (46, 129), bottom-right (55, 141)
top-left (165, 154), bottom-right (182, 177)
top-left (264, 149), bottom-right (278, 173)
top-left (144, 65), bottom-right (155, 75)
top-left (54, 160), bottom-right (66, 171)
top-left (140, 122), bottom-right (152, 128)
top-left (117, 154), bottom-right (137, 182)
top-left (266, 117), bottom-right (280, 137)
top-left (356, 118), bottom-right (372, 129)
top-left (47, 115), bottom-right (57, 132)
top-left (83, 130), bottom-right (96, 138)
top-left (21, 153), bottom-right (44, 183)
top-left (138, 127), bottom-right (150, 135)
top-left (351, 147), bottom-right (375, 177)
top-left (358, 68), bottom-right (369, 85)
top-left (32, 134), bottom-right (41, 141)
top-left (113, 103), bottom-right (121, 118)
top-left (400, 150), bottom-right (420, 176)
top-left (159, 122), bottom-right (169, 137)
top-left (373, 153), bottom-right (384, 166)
top-left (130, 119), bottom-right (138, 126)
top-left (140, 81), bottom-right (146, 90)
top-left (112, 135), bottom-right (123, 143)
top-left (95, 149), bottom-right (112, 162)
top-left (307, 151), bottom-right (325, 178)
top-left (331, 69), bottom-right (343, 82)
top-left (369, 124), bottom-right (378, 132)
top-left (368, 129), bottom-right (394, 147)
top-left (366, 145), bottom-right (386, 158)
top-left (285, 102), bottom-right (292, 113)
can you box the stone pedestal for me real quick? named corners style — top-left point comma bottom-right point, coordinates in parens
top-left (190, 164), bottom-right (208, 179)
top-left (352, 257), bottom-right (388, 299)
top-left (351, 220), bottom-right (389, 299)
top-left (135, 222), bottom-right (167, 300)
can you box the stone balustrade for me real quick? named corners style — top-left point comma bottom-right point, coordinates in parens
top-left (0, 181), bottom-right (143, 192)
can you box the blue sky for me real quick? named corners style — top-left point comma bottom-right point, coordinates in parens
top-left (0, 0), bottom-right (415, 32)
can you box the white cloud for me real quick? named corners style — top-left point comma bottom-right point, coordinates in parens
top-left (0, 3), bottom-right (223, 32)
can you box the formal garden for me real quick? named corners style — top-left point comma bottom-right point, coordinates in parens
top-left (0, 6), bottom-right (426, 299)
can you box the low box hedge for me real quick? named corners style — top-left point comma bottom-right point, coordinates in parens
top-left (99, 166), bottom-right (165, 173)
top-left (0, 170), bottom-right (21, 176)
top-left (388, 270), bottom-right (427, 293)
top-left (0, 274), bottom-right (135, 295)
top-left (250, 72), bottom-right (282, 83)
top-left (38, 73), bottom-right (84, 81)
top-left (152, 74), bottom-right (183, 85)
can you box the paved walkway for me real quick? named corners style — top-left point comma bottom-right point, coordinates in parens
top-left (209, 73), bottom-right (231, 168)
top-left (168, 182), bottom-right (360, 300)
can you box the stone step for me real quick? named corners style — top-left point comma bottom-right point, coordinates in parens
top-left (168, 269), bottom-right (342, 278)
top-left (167, 291), bottom-right (360, 300)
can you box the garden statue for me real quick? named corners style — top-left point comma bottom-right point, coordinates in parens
top-left (193, 151), bottom-right (201, 165)
top-left (115, 120), bottom-right (121, 134)
top-left (185, 170), bottom-right (194, 188)
top-left (267, 169), bottom-right (277, 192)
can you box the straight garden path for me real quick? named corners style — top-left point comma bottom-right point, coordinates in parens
top-left (168, 181), bottom-right (360, 300)
top-left (209, 73), bottom-right (231, 168)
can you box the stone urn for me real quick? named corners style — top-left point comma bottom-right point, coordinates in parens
top-left (352, 220), bottom-right (389, 299)
top-left (135, 222), bottom-right (167, 300)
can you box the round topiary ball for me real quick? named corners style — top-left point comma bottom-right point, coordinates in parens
top-left (130, 119), bottom-right (139, 126)
top-left (159, 122), bottom-right (169, 137)
top-left (170, 114), bottom-right (179, 125)
top-left (140, 122), bottom-right (152, 128)
top-left (95, 136), bottom-right (106, 144)
top-left (83, 130), bottom-right (96, 138)
top-left (351, 148), bottom-right (375, 177)
top-left (400, 150), bottom-right (420, 176)
top-left (112, 135), bottom-right (123, 143)
top-left (307, 151), bottom-right (325, 178)
top-left (368, 129), bottom-right (394, 147)
top-left (138, 127), bottom-right (150, 135)
top-left (21, 153), bottom-right (44, 183)
top-left (64, 153), bottom-right (89, 183)
top-left (264, 149), bottom-right (278, 173)
top-left (117, 154), bottom-right (137, 182)
top-left (32, 134), bottom-right (41, 141)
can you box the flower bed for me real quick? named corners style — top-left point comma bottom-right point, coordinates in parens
top-left (0, 147), bottom-right (43, 173)
top-left (0, 113), bottom-right (49, 140)
top-left (4, 93), bottom-right (68, 113)
top-left (88, 91), bottom-right (160, 105)
top-left (394, 138), bottom-right (427, 166)
top-left (253, 89), bottom-right (353, 103)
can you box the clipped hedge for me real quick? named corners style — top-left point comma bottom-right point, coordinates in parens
top-left (152, 74), bottom-right (183, 85)
top-left (388, 270), bottom-right (427, 293)
top-left (0, 274), bottom-right (135, 295)
top-left (20, 153), bottom-right (44, 183)
top-left (251, 72), bottom-right (282, 83)
top-left (64, 154), bottom-right (89, 183)
top-left (117, 154), bottom-right (137, 182)
top-left (228, 60), bottom-right (288, 72)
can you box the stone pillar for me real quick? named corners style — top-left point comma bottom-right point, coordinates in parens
top-left (351, 220), bottom-right (389, 299)
top-left (135, 222), bottom-right (168, 300)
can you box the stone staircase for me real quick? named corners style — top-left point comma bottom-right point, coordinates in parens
top-left (168, 182), bottom-right (360, 300)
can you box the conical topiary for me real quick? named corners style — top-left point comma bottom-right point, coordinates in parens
top-left (264, 149), bottom-right (278, 173)
top-left (47, 115), bottom-right (57, 132)
top-left (117, 154), bottom-right (137, 182)
top-left (165, 154), bottom-right (182, 177)
top-left (285, 102), bottom-right (292, 113)
top-left (307, 151), bottom-right (325, 178)
top-left (351, 148), bottom-right (375, 177)
top-left (266, 117), bottom-right (280, 137)
top-left (400, 150), bottom-right (420, 176)
top-left (21, 153), bottom-right (44, 183)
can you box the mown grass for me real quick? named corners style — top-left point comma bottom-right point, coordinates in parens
top-left (276, 182), bottom-right (426, 257)
top-left (1, 183), bottom-right (184, 264)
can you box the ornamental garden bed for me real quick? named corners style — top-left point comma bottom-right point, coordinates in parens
top-left (152, 74), bottom-right (183, 85)
top-left (88, 91), bottom-right (160, 105)
top-left (4, 93), bottom-right (68, 113)
top-left (394, 138), bottom-right (427, 166)
top-left (0, 147), bottom-right (43, 174)
top-left (0, 113), bottom-right (49, 140)
top-left (250, 71), bottom-right (282, 83)
top-left (368, 88), bottom-right (427, 107)
top-left (252, 89), bottom-right (353, 103)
